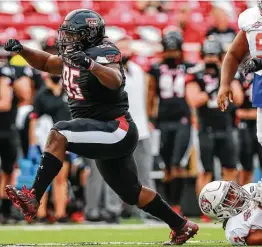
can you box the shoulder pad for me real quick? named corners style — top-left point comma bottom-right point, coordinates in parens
top-left (238, 7), bottom-right (260, 32)
top-left (0, 66), bottom-right (15, 81)
top-left (86, 41), bottom-right (121, 64)
top-left (187, 64), bottom-right (205, 75)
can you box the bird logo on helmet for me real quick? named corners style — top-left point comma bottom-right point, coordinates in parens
top-left (200, 195), bottom-right (212, 214)
top-left (57, 9), bottom-right (105, 57)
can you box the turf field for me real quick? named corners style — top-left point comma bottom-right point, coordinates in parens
top-left (0, 222), bottom-right (230, 247)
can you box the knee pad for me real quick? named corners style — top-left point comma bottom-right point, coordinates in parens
top-left (119, 184), bottom-right (142, 206)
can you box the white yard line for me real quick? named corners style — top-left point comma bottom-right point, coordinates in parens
top-left (0, 240), bottom-right (229, 247)
top-left (0, 223), bottom-right (221, 231)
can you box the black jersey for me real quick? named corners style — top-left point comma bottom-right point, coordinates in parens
top-left (191, 66), bottom-right (232, 130)
top-left (61, 40), bottom-right (128, 121)
top-left (12, 66), bottom-right (44, 91)
top-left (148, 62), bottom-right (192, 122)
top-left (0, 65), bottom-right (17, 135)
top-left (31, 87), bottom-right (71, 123)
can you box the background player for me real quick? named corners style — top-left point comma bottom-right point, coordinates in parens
top-left (147, 28), bottom-right (193, 214)
top-left (217, 0), bottom-right (262, 154)
top-left (234, 71), bottom-right (262, 185)
top-left (0, 61), bottom-right (18, 223)
top-left (4, 9), bottom-right (198, 245)
top-left (186, 37), bottom-right (243, 191)
top-left (199, 180), bottom-right (262, 245)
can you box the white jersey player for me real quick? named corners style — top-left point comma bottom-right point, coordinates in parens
top-left (199, 181), bottom-right (262, 245)
top-left (217, 0), bottom-right (262, 146)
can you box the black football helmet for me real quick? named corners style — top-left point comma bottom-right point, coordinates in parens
top-left (161, 29), bottom-right (183, 51)
top-left (57, 9), bottom-right (105, 56)
top-left (201, 36), bottom-right (223, 57)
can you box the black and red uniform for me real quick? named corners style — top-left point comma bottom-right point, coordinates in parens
top-left (0, 65), bottom-right (18, 175)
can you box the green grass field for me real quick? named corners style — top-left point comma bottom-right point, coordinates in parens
top-left (0, 222), bottom-right (230, 247)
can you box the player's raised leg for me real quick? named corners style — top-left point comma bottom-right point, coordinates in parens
top-left (5, 129), bottom-right (67, 218)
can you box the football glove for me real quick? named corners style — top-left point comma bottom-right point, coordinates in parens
top-left (70, 51), bottom-right (95, 70)
top-left (244, 58), bottom-right (262, 76)
top-left (4, 39), bottom-right (23, 53)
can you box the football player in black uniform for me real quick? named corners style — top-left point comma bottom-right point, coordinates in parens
top-left (0, 63), bottom-right (18, 223)
top-left (235, 72), bottom-right (262, 185)
top-left (4, 9), bottom-right (198, 244)
top-left (29, 72), bottom-right (72, 222)
top-left (185, 37), bottom-right (243, 195)
top-left (12, 38), bottom-right (48, 158)
top-left (147, 28), bottom-right (193, 214)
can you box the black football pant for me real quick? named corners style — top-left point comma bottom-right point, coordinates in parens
top-left (199, 128), bottom-right (237, 173)
top-left (0, 132), bottom-right (17, 175)
top-left (238, 122), bottom-right (262, 171)
top-left (158, 120), bottom-right (192, 169)
top-left (53, 114), bottom-right (142, 205)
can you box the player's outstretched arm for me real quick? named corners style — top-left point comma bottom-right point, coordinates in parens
top-left (70, 51), bottom-right (122, 90)
top-left (218, 31), bottom-right (249, 111)
top-left (4, 39), bottom-right (63, 75)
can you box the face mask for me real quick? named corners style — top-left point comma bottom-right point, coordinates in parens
top-left (121, 56), bottom-right (130, 65)
top-left (164, 58), bottom-right (178, 68)
top-left (205, 62), bottom-right (220, 77)
top-left (50, 75), bottom-right (61, 84)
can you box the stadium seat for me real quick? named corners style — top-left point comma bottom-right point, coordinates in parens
top-left (32, 0), bottom-right (58, 14)
top-left (56, 1), bottom-right (83, 16)
top-left (105, 26), bottom-right (127, 42)
top-left (21, 39), bottom-right (42, 50)
top-left (135, 13), bottom-right (168, 29)
top-left (131, 39), bottom-right (162, 57)
top-left (0, 0), bottom-right (22, 14)
top-left (26, 26), bottom-right (57, 41)
top-left (135, 26), bottom-right (162, 43)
